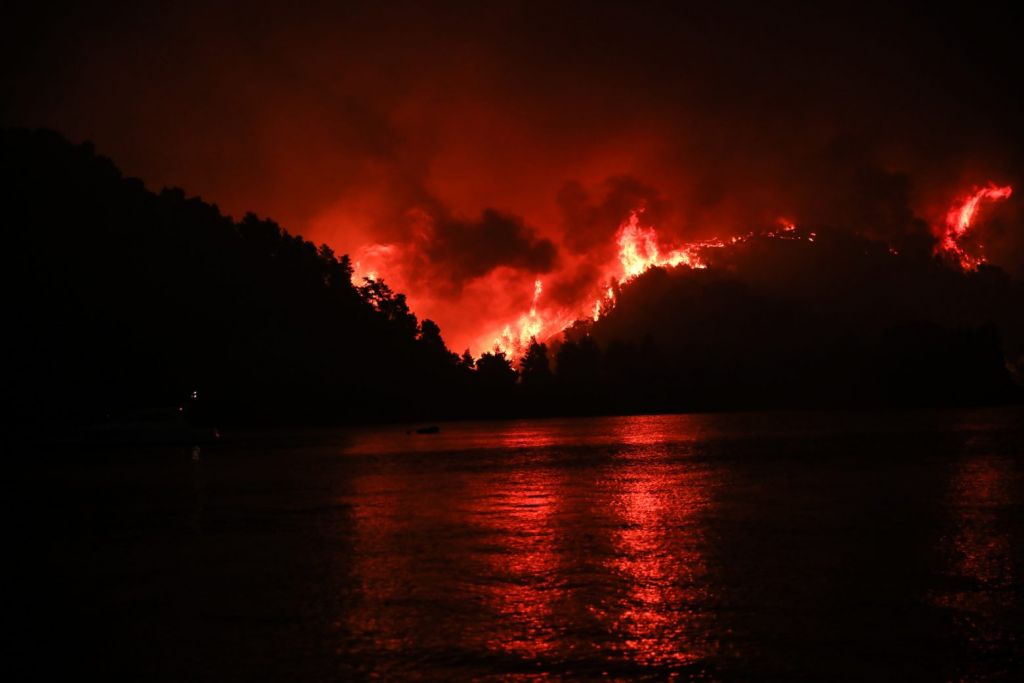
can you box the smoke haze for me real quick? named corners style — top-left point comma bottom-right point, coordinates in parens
top-left (4, 1), bottom-right (1022, 351)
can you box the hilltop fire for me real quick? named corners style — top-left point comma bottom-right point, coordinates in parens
top-left (480, 211), bottom-right (811, 358)
top-left (938, 184), bottom-right (1013, 270)
top-left (352, 182), bottom-right (1013, 361)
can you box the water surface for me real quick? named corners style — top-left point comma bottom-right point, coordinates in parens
top-left (15, 409), bottom-right (1024, 680)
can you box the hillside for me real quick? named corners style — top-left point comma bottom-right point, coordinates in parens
top-left (2, 129), bottom-right (1019, 429)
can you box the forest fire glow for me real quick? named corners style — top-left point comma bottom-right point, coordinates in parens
top-left (480, 181), bottom-right (1014, 359)
top-left (350, 181), bottom-right (1014, 363)
top-left (939, 183), bottom-right (1013, 270)
top-left (493, 279), bottom-right (547, 353)
top-left (485, 210), bottom-right (735, 358)
top-left (616, 210), bottom-right (708, 277)
top-left (447, 211), bottom-right (830, 358)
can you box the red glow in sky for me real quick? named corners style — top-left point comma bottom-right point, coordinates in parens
top-left (351, 179), bottom-right (1015, 357)
top-left (5, 3), bottom-right (1022, 357)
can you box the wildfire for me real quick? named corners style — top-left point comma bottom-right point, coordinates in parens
top-left (492, 279), bottom-right (548, 355)
top-left (352, 243), bottom-right (399, 283)
top-left (487, 211), bottom-right (732, 358)
top-left (484, 211), bottom-right (813, 358)
top-left (592, 287), bottom-right (616, 323)
top-left (349, 182), bottom-right (1010, 361)
top-left (938, 183), bottom-right (1013, 270)
top-left (616, 210), bottom-right (709, 278)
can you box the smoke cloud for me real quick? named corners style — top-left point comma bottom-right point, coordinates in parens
top-left (4, 1), bottom-right (1023, 352)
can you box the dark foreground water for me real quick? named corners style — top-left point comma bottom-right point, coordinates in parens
top-left (12, 408), bottom-right (1024, 680)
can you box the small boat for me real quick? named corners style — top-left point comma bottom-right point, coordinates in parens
top-left (414, 425), bottom-right (440, 435)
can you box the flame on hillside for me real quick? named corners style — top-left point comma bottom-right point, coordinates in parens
top-left (352, 182), bottom-right (1012, 361)
top-left (484, 210), bottom-right (817, 358)
top-left (938, 183), bottom-right (1013, 270)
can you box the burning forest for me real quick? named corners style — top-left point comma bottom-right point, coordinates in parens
top-left (350, 179), bottom-right (1019, 376)
top-left (8, 5), bottom-right (1024, 682)
top-left (4, 1), bottom-right (1024, 420)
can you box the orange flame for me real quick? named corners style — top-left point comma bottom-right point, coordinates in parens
top-left (484, 211), bottom-right (816, 357)
top-left (492, 278), bottom-right (550, 356)
top-left (616, 210), bottom-right (707, 279)
top-left (348, 178), bottom-right (1016, 359)
top-left (939, 183), bottom-right (1013, 270)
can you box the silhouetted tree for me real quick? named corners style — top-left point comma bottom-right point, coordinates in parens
top-left (418, 319), bottom-right (458, 365)
top-left (3, 128), bottom-right (1019, 428)
top-left (475, 351), bottom-right (518, 391)
top-left (519, 339), bottom-right (552, 387)
top-left (555, 337), bottom-right (601, 385)
top-left (0, 128), bottom-right (469, 426)
top-left (359, 278), bottom-right (418, 339)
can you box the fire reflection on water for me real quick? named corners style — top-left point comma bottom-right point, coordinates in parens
top-left (339, 415), bottom-right (721, 674)
top-left (602, 419), bottom-right (718, 668)
top-left (471, 424), bottom-right (566, 661)
top-left (932, 451), bottom-right (1017, 660)
top-left (329, 411), bottom-right (1024, 678)
top-left (473, 468), bottom-right (563, 660)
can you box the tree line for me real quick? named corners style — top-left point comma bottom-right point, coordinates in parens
top-left (2, 128), bottom-right (1019, 431)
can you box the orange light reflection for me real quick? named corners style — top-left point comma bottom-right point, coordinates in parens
top-left (932, 453), bottom-right (1015, 658)
top-left (600, 417), bottom-right (718, 668)
top-left (473, 468), bottom-right (564, 660)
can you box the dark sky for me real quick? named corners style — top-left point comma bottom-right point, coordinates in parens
top-left (4, 1), bottom-right (1022, 351)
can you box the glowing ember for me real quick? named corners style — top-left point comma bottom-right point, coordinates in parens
top-left (939, 183), bottom-right (1013, 270)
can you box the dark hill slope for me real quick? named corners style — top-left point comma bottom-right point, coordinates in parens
top-left (1, 129), bottom-right (465, 425)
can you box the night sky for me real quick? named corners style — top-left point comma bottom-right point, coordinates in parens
top-left (4, 1), bottom-right (1022, 352)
